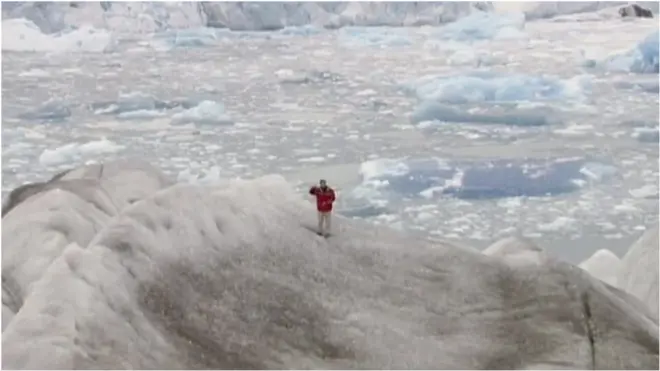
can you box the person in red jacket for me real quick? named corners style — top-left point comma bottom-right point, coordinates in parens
top-left (309, 179), bottom-right (336, 237)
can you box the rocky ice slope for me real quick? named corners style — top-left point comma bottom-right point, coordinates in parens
top-left (2, 160), bottom-right (658, 369)
top-left (619, 226), bottom-right (660, 319)
top-left (577, 227), bottom-right (659, 320)
top-left (2, 1), bottom-right (653, 33)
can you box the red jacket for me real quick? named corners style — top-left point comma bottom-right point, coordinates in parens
top-left (309, 186), bottom-right (336, 212)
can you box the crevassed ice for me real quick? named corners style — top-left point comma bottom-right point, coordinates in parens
top-left (2, 2), bottom-right (635, 34)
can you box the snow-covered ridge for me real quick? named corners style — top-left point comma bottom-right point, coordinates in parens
top-left (2, 159), bottom-right (659, 369)
top-left (1, 1), bottom-right (645, 34)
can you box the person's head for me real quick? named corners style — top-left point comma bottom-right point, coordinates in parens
top-left (319, 179), bottom-right (327, 189)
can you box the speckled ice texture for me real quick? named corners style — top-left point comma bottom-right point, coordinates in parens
top-left (1, 160), bottom-right (658, 369)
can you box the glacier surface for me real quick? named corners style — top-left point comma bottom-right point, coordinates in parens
top-left (2, 160), bottom-right (658, 369)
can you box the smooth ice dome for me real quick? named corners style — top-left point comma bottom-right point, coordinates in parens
top-left (2, 160), bottom-right (659, 369)
top-left (579, 249), bottom-right (621, 287)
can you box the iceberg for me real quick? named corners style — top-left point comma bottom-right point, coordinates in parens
top-left (38, 139), bottom-right (126, 166)
top-left (1, 18), bottom-right (116, 53)
top-left (407, 72), bottom-right (590, 104)
top-left (18, 99), bottom-right (72, 121)
top-left (435, 11), bottom-right (526, 41)
top-left (170, 100), bottom-right (233, 126)
top-left (2, 159), bottom-right (658, 369)
top-left (405, 72), bottom-right (590, 127)
top-left (411, 101), bottom-right (559, 126)
top-left (601, 31), bottom-right (660, 74)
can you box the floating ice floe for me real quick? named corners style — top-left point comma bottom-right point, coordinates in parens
top-left (19, 99), bottom-right (72, 121)
top-left (170, 100), bottom-right (233, 126)
top-left (38, 139), bottom-right (126, 166)
top-left (599, 31), bottom-right (659, 74)
top-left (435, 11), bottom-right (527, 42)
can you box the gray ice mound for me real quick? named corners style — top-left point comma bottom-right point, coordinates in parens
top-left (1, 161), bottom-right (658, 369)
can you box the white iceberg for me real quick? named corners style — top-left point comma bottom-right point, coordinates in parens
top-left (170, 100), bottom-right (233, 126)
top-left (2, 18), bottom-right (116, 53)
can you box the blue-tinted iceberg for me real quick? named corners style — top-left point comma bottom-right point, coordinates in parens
top-left (436, 11), bottom-right (526, 41)
top-left (170, 100), bottom-right (233, 125)
top-left (18, 99), bottom-right (72, 121)
top-left (407, 72), bottom-right (590, 104)
top-left (405, 72), bottom-right (589, 126)
top-left (601, 31), bottom-right (659, 74)
top-left (339, 27), bottom-right (411, 48)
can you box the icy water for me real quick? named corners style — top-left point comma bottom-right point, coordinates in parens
top-left (2, 17), bottom-right (658, 263)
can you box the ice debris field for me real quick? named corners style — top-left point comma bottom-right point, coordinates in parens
top-left (1, 1), bottom-right (659, 368)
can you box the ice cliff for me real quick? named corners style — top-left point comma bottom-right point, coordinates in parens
top-left (2, 159), bottom-right (658, 369)
top-left (1, 1), bottom-right (644, 33)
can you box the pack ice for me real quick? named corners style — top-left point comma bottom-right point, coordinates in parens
top-left (2, 160), bottom-right (658, 369)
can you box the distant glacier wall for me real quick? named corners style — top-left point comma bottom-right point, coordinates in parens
top-left (1, 1), bottom-right (648, 34)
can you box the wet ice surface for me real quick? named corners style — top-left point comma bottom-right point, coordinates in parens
top-left (2, 18), bottom-right (658, 263)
